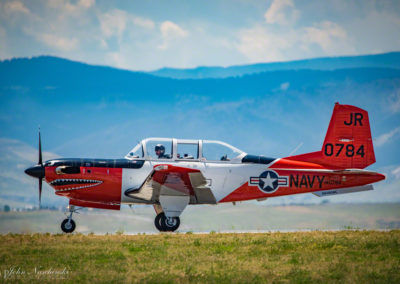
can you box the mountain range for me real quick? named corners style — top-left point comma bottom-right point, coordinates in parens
top-left (149, 52), bottom-right (400, 79)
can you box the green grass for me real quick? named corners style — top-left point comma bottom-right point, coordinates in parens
top-left (0, 231), bottom-right (399, 283)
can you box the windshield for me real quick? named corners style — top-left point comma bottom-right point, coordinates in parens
top-left (126, 143), bottom-right (144, 159)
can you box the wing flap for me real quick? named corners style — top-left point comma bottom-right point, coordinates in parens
top-left (189, 172), bottom-right (216, 204)
top-left (125, 164), bottom-right (216, 216)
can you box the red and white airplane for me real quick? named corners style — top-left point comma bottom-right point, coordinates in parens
top-left (25, 103), bottom-right (385, 233)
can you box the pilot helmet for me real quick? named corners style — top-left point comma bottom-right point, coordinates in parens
top-left (155, 144), bottom-right (165, 155)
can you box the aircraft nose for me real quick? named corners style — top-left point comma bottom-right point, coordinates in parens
top-left (25, 165), bottom-right (45, 179)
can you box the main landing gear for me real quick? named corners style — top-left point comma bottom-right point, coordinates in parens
top-left (155, 212), bottom-right (180, 232)
top-left (61, 205), bottom-right (77, 233)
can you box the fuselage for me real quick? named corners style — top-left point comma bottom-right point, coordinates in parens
top-left (41, 155), bottom-right (385, 210)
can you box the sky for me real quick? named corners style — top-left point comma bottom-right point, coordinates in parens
top-left (1, 0), bottom-right (400, 70)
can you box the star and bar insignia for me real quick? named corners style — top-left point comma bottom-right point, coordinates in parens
top-left (250, 170), bottom-right (288, 193)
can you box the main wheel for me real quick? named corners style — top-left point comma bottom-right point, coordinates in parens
top-left (154, 213), bottom-right (180, 232)
top-left (161, 214), bottom-right (180, 232)
top-left (154, 213), bottom-right (164, 231)
top-left (61, 218), bottom-right (76, 233)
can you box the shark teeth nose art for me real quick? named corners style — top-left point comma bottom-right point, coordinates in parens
top-left (50, 179), bottom-right (103, 192)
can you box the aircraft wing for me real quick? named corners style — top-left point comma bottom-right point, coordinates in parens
top-left (125, 164), bottom-right (216, 216)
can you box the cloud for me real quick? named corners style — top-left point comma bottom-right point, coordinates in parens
top-left (48, 0), bottom-right (95, 13)
top-left (39, 33), bottom-right (78, 51)
top-left (237, 1), bottom-right (364, 63)
top-left (388, 89), bottom-right (400, 113)
top-left (237, 18), bottom-right (355, 63)
top-left (2, 0), bottom-right (98, 53)
top-left (105, 52), bottom-right (130, 69)
top-left (0, 26), bottom-right (7, 58)
top-left (158, 21), bottom-right (188, 50)
top-left (264, 0), bottom-right (299, 26)
top-left (374, 126), bottom-right (400, 147)
top-left (23, 27), bottom-right (79, 52)
top-left (4, 1), bottom-right (30, 14)
top-left (133, 17), bottom-right (155, 30)
top-left (0, 26), bottom-right (5, 37)
top-left (99, 9), bottom-right (128, 39)
top-left (236, 25), bottom-right (299, 62)
top-left (78, 0), bottom-right (95, 9)
top-left (392, 166), bottom-right (400, 180)
top-left (160, 21), bottom-right (188, 38)
top-left (98, 9), bottom-right (154, 49)
top-left (304, 21), bottom-right (353, 53)
top-left (204, 100), bottom-right (254, 113)
top-left (0, 138), bottom-right (60, 164)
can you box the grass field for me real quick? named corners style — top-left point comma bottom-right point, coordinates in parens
top-left (0, 231), bottom-right (399, 283)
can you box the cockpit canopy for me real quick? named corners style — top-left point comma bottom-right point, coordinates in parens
top-left (125, 138), bottom-right (246, 162)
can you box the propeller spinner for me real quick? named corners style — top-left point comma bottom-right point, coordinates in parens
top-left (24, 130), bottom-right (45, 208)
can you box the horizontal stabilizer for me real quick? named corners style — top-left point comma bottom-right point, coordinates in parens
top-left (312, 184), bottom-right (373, 197)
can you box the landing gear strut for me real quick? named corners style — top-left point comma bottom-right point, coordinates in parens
top-left (61, 205), bottom-right (77, 233)
top-left (155, 212), bottom-right (180, 232)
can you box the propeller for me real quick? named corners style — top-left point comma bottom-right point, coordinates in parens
top-left (24, 129), bottom-right (45, 209)
top-left (39, 129), bottom-right (42, 165)
top-left (39, 178), bottom-right (42, 208)
top-left (38, 129), bottom-right (43, 208)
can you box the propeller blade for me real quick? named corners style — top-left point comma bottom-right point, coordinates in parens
top-left (38, 129), bottom-right (42, 165)
top-left (39, 178), bottom-right (42, 209)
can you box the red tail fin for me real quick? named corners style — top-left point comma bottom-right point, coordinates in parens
top-left (286, 103), bottom-right (375, 169)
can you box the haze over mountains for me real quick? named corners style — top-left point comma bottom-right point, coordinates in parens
top-left (0, 52), bottom-right (399, 208)
top-left (149, 52), bottom-right (400, 79)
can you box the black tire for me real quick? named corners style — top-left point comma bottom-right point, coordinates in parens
top-left (154, 213), bottom-right (164, 231)
top-left (61, 219), bottom-right (76, 233)
top-left (160, 214), bottom-right (180, 232)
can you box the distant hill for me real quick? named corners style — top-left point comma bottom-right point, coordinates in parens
top-left (149, 52), bottom-right (400, 79)
top-left (1, 55), bottom-right (400, 103)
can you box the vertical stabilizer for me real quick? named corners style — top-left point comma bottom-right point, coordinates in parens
top-left (286, 103), bottom-right (376, 169)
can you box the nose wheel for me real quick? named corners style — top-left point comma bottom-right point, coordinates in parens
top-left (61, 205), bottom-right (78, 233)
top-left (61, 218), bottom-right (76, 233)
top-left (155, 212), bottom-right (180, 232)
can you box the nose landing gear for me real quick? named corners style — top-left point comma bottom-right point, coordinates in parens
top-left (155, 212), bottom-right (180, 232)
top-left (61, 218), bottom-right (76, 233)
top-left (61, 205), bottom-right (78, 233)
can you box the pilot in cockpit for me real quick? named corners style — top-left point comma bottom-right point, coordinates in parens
top-left (155, 144), bottom-right (169, 159)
